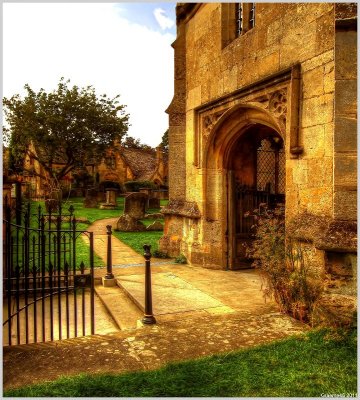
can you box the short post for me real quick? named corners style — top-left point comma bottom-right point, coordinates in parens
top-left (142, 244), bottom-right (156, 324)
top-left (102, 224), bottom-right (116, 287)
top-left (105, 225), bottom-right (114, 279)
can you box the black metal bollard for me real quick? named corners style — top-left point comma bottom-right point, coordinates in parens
top-left (142, 244), bottom-right (156, 324)
top-left (105, 225), bottom-right (114, 279)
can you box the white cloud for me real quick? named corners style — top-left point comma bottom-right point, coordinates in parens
top-left (3, 3), bottom-right (175, 147)
top-left (153, 8), bottom-right (175, 30)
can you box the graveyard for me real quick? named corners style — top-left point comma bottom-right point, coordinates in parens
top-left (2, 2), bottom-right (357, 397)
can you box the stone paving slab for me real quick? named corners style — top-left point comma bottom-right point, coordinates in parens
top-left (117, 272), bottom-right (225, 315)
top-left (3, 311), bottom-right (308, 391)
top-left (3, 217), bottom-right (310, 391)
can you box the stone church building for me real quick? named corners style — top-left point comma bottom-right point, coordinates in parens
top-left (160, 2), bottom-right (357, 279)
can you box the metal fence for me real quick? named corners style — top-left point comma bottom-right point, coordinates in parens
top-left (3, 200), bottom-right (95, 346)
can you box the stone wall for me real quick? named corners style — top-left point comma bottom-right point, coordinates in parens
top-left (163, 3), bottom-right (357, 273)
top-left (333, 15), bottom-right (357, 221)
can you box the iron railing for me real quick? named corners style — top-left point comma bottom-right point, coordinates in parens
top-left (3, 200), bottom-right (95, 346)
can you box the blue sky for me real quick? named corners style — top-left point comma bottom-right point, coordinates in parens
top-left (116, 3), bottom-right (176, 35)
top-left (3, 3), bottom-right (177, 147)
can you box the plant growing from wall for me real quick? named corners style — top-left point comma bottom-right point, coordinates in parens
top-left (246, 204), bottom-right (323, 323)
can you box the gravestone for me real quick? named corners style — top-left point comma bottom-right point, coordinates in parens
top-left (124, 193), bottom-right (148, 219)
top-left (139, 188), bottom-right (152, 197)
top-left (45, 199), bottom-right (60, 213)
top-left (83, 188), bottom-right (98, 208)
top-left (45, 190), bottom-right (62, 212)
top-left (97, 191), bottom-right (106, 202)
top-left (149, 197), bottom-right (160, 209)
top-left (116, 214), bottom-right (146, 232)
top-left (99, 188), bottom-right (117, 210)
top-left (146, 220), bottom-right (164, 231)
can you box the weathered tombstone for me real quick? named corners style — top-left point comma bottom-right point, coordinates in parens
top-left (45, 199), bottom-right (60, 213)
top-left (83, 188), bottom-right (98, 208)
top-left (116, 214), bottom-right (146, 232)
top-left (139, 187), bottom-right (152, 197)
top-left (139, 188), bottom-right (153, 210)
top-left (146, 220), bottom-right (164, 231)
top-left (99, 188), bottom-right (117, 210)
top-left (152, 189), bottom-right (168, 200)
top-left (97, 191), bottom-right (106, 202)
top-left (45, 190), bottom-right (62, 213)
top-left (148, 197), bottom-right (160, 209)
top-left (124, 193), bottom-right (148, 219)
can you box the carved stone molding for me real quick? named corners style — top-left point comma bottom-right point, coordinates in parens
top-left (202, 109), bottom-right (229, 137)
top-left (200, 88), bottom-right (289, 139)
top-left (268, 90), bottom-right (287, 118)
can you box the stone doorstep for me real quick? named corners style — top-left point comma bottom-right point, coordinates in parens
top-left (95, 271), bottom-right (238, 334)
top-left (116, 273), bottom-right (235, 317)
top-left (94, 283), bottom-right (143, 332)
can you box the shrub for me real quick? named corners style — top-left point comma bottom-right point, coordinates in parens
top-left (246, 204), bottom-right (323, 323)
top-left (174, 254), bottom-right (187, 264)
top-left (124, 181), bottom-right (156, 192)
top-left (153, 250), bottom-right (169, 259)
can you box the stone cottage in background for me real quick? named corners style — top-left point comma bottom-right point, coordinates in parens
top-left (9, 140), bottom-right (168, 198)
top-left (160, 2), bottom-right (357, 320)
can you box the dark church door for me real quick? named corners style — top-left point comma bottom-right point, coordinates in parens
top-left (229, 135), bottom-right (285, 269)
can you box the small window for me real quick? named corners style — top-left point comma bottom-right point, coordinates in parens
top-left (235, 3), bottom-right (256, 38)
top-left (105, 155), bottom-right (116, 169)
top-left (235, 3), bottom-right (243, 37)
top-left (221, 3), bottom-right (256, 48)
top-left (249, 3), bottom-right (256, 29)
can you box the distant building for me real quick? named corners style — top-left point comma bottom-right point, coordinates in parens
top-left (5, 141), bottom-right (168, 198)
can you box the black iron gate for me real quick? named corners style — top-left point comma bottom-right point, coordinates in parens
top-left (3, 201), bottom-right (95, 346)
top-left (235, 184), bottom-right (285, 236)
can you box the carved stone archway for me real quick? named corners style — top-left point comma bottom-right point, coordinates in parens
top-left (201, 104), bottom-right (285, 269)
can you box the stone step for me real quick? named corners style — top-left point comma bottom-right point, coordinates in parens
top-left (94, 283), bottom-right (143, 331)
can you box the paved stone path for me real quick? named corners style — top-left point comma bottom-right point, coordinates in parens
top-left (4, 311), bottom-right (307, 391)
top-left (3, 217), bottom-right (309, 391)
top-left (84, 217), bottom-right (145, 268)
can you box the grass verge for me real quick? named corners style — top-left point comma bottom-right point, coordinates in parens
top-left (26, 197), bottom-right (167, 265)
top-left (112, 230), bottom-right (164, 256)
top-left (4, 328), bottom-right (357, 397)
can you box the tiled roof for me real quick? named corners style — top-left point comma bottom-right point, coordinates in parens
top-left (121, 148), bottom-right (157, 181)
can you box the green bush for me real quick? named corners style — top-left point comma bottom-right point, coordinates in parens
top-left (124, 181), bottom-right (156, 192)
top-left (153, 250), bottom-right (169, 259)
top-left (174, 254), bottom-right (187, 264)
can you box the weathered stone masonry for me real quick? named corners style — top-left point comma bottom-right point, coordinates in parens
top-left (160, 2), bottom-right (357, 300)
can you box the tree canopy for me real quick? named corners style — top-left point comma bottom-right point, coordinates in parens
top-left (122, 135), bottom-right (153, 151)
top-left (160, 129), bottom-right (169, 152)
top-left (3, 78), bottom-right (129, 189)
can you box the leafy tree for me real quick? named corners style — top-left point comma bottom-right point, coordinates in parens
top-left (160, 129), bottom-right (169, 152)
top-left (3, 78), bottom-right (129, 190)
top-left (122, 135), bottom-right (152, 151)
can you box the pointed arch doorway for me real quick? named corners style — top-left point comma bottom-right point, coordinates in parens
top-left (226, 124), bottom-right (285, 269)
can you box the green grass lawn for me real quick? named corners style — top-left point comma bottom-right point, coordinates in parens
top-left (59, 197), bottom-right (167, 257)
top-left (4, 328), bottom-right (357, 397)
top-left (113, 230), bottom-right (164, 256)
top-left (32, 197), bottom-right (125, 224)
top-left (26, 197), bottom-right (168, 263)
